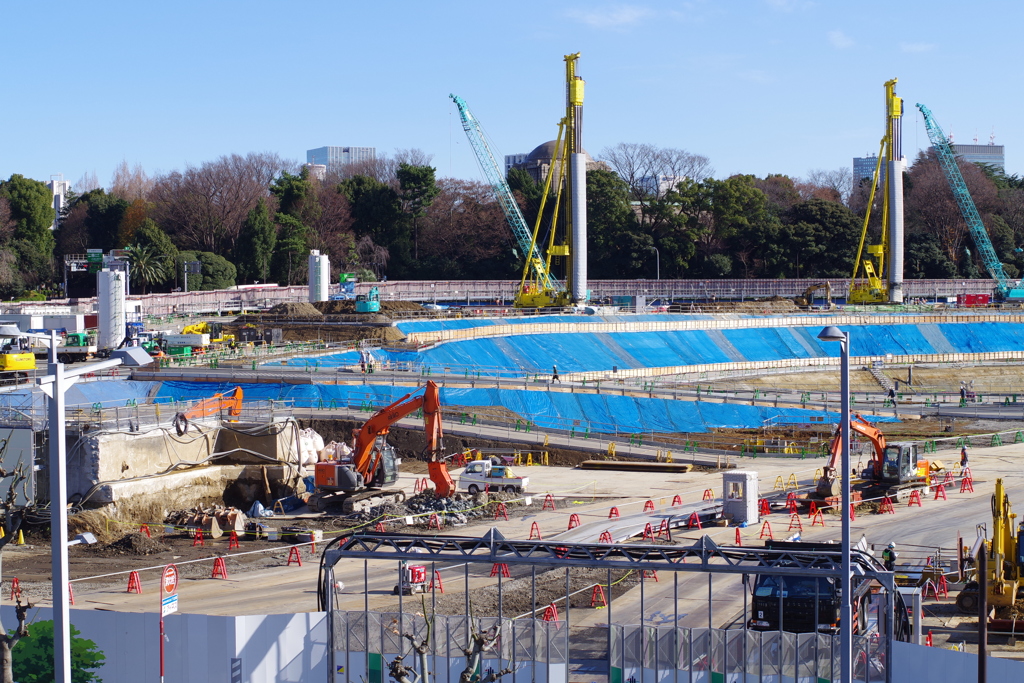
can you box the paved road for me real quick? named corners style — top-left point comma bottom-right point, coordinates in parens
top-left (45, 438), bottom-right (1010, 637)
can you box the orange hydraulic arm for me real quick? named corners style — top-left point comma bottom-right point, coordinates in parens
top-left (183, 386), bottom-right (243, 420)
top-left (826, 413), bottom-right (887, 476)
top-left (352, 380), bottom-right (454, 496)
top-left (172, 386), bottom-right (243, 436)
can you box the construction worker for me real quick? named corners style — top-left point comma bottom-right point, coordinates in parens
top-left (960, 445), bottom-right (969, 469)
top-left (882, 542), bottom-right (898, 571)
top-left (552, 365), bottom-right (560, 383)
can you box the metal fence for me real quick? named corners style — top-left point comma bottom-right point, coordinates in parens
top-left (2, 278), bottom-right (1005, 319)
top-left (330, 610), bottom-right (567, 683)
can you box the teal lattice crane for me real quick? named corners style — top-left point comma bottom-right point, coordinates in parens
top-left (449, 94), bottom-right (559, 297)
top-left (917, 102), bottom-right (1019, 298)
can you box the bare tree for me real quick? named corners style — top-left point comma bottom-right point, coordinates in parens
top-left (0, 197), bottom-right (14, 243)
top-left (306, 177), bottom-right (356, 277)
top-left (458, 626), bottom-right (513, 683)
top-left (0, 441), bottom-right (33, 682)
top-left (73, 171), bottom-right (101, 193)
top-left (109, 161), bottom-right (155, 202)
top-left (333, 149), bottom-right (435, 188)
top-left (803, 167), bottom-right (853, 205)
top-left (661, 147), bottom-right (714, 183)
top-left (149, 152), bottom-right (289, 253)
top-left (600, 143), bottom-right (714, 228)
top-left (905, 149), bottom-right (1000, 269)
top-left (417, 178), bottom-right (511, 278)
top-left (355, 234), bottom-right (389, 279)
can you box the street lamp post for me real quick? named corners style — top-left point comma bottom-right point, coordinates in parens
top-left (650, 246), bottom-right (660, 281)
top-left (817, 325), bottom-right (852, 683)
top-left (38, 342), bottom-right (152, 683)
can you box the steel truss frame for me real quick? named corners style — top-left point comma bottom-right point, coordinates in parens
top-left (324, 531), bottom-right (894, 588)
top-left (324, 531), bottom-right (900, 683)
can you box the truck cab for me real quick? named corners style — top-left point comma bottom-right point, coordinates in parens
top-left (457, 460), bottom-right (529, 495)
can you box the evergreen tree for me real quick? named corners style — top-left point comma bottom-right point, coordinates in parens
top-left (271, 214), bottom-right (308, 285)
top-left (236, 198), bottom-right (276, 283)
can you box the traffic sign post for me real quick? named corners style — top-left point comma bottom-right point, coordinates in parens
top-left (160, 565), bottom-right (178, 683)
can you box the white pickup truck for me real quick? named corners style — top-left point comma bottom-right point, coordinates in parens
top-left (457, 461), bottom-right (529, 495)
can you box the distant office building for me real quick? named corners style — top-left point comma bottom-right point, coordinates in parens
top-left (950, 143), bottom-right (1005, 171)
top-left (306, 146), bottom-right (376, 170)
top-left (504, 153), bottom-right (528, 176)
top-left (46, 174), bottom-right (70, 230)
top-left (853, 155), bottom-right (878, 181)
top-left (303, 163), bottom-right (327, 181)
top-left (638, 174), bottom-right (684, 197)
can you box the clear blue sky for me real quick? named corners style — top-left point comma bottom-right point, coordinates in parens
top-left (2, 1), bottom-right (1020, 189)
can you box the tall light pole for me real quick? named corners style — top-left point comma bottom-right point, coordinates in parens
top-left (37, 341), bottom-right (152, 683)
top-left (650, 245), bottom-right (660, 280)
top-left (817, 325), bottom-right (852, 683)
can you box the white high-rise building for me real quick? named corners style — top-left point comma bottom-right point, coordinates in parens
top-left (306, 147), bottom-right (376, 170)
top-left (46, 174), bottom-right (71, 230)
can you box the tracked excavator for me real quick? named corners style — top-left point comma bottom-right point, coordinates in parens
top-left (816, 414), bottom-right (929, 499)
top-left (793, 282), bottom-right (833, 309)
top-left (309, 380), bottom-right (454, 513)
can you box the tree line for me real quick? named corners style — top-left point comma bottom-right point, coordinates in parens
top-left (0, 142), bottom-right (1021, 300)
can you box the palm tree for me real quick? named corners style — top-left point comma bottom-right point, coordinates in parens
top-left (125, 244), bottom-right (167, 294)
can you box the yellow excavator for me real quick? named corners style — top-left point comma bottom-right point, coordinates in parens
top-left (793, 282), bottom-right (833, 309)
top-left (956, 478), bottom-right (1024, 617)
top-left (182, 321), bottom-right (235, 344)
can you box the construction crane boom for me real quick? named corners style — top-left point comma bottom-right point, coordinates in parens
top-left (448, 94), bottom-right (559, 296)
top-left (917, 103), bottom-right (1017, 298)
top-left (849, 78), bottom-right (904, 304)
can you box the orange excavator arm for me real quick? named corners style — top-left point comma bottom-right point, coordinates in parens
top-left (352, 380), bottom-right (454, 496)
top-left (825, 413), bottom-right (887, 476)
top-left (183, 386), bottom-right (243, 420)
top-left (172, 386), bottom-right (243, 436)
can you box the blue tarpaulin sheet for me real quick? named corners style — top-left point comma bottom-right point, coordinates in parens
top-left (154, 381), bottom-right (897, 434)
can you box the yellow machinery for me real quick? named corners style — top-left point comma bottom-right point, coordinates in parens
top-left (182, 321), bottom-right (235, 344)
top-left (516, 53), bottom-right (584, 308)
top-left (849, 79), bottom-right (903, 304)
top-left (956, 478), bottom-right (1024, 613)
top-left (0, 325), bottom-right (36, 384)
top-left (793, 282), bottom-right (833, 308)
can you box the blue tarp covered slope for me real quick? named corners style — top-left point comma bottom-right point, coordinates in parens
top-left (155, 381), bottom-right (897, 434)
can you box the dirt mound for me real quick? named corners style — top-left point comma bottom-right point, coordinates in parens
top-left (311, 299), bottom-right (424, 314)
top-left (381, 300), bottom-right (424, 313)
top-left (268, 302), bottom-right (324, 318)
top-left (103, 532), bottom-right (169, 556)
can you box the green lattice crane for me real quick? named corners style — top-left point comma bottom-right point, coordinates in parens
top-left (917, 102), bottom-right (1023, 299)
top-left (449, 94), bottom-right (569, 307)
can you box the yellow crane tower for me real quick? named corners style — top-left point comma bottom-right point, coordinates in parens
top-left (849, 78), bottom-right (904, 304)
top-left (517, 52), bottom-right (587, 307)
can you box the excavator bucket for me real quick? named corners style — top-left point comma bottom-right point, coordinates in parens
top-left (428, 461), bottom-right (455, 498)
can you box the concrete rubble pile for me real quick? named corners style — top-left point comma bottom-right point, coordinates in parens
top-left (353, 491), bottom-right (521, 526)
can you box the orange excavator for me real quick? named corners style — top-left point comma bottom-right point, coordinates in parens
top-left (171, 386), bottom-right (243, 435)
top-left (309, 380), bottom-right (454, 514)
top-left (816, 414), bottom-right (929, 498)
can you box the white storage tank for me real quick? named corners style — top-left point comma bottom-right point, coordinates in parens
top-left (96, 269), bottom-right (126, 351)
top-left (308, 250), bottom-right (330, 302)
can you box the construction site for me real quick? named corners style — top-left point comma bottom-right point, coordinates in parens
top-left (5, 68), bottom-right (1024, 683)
